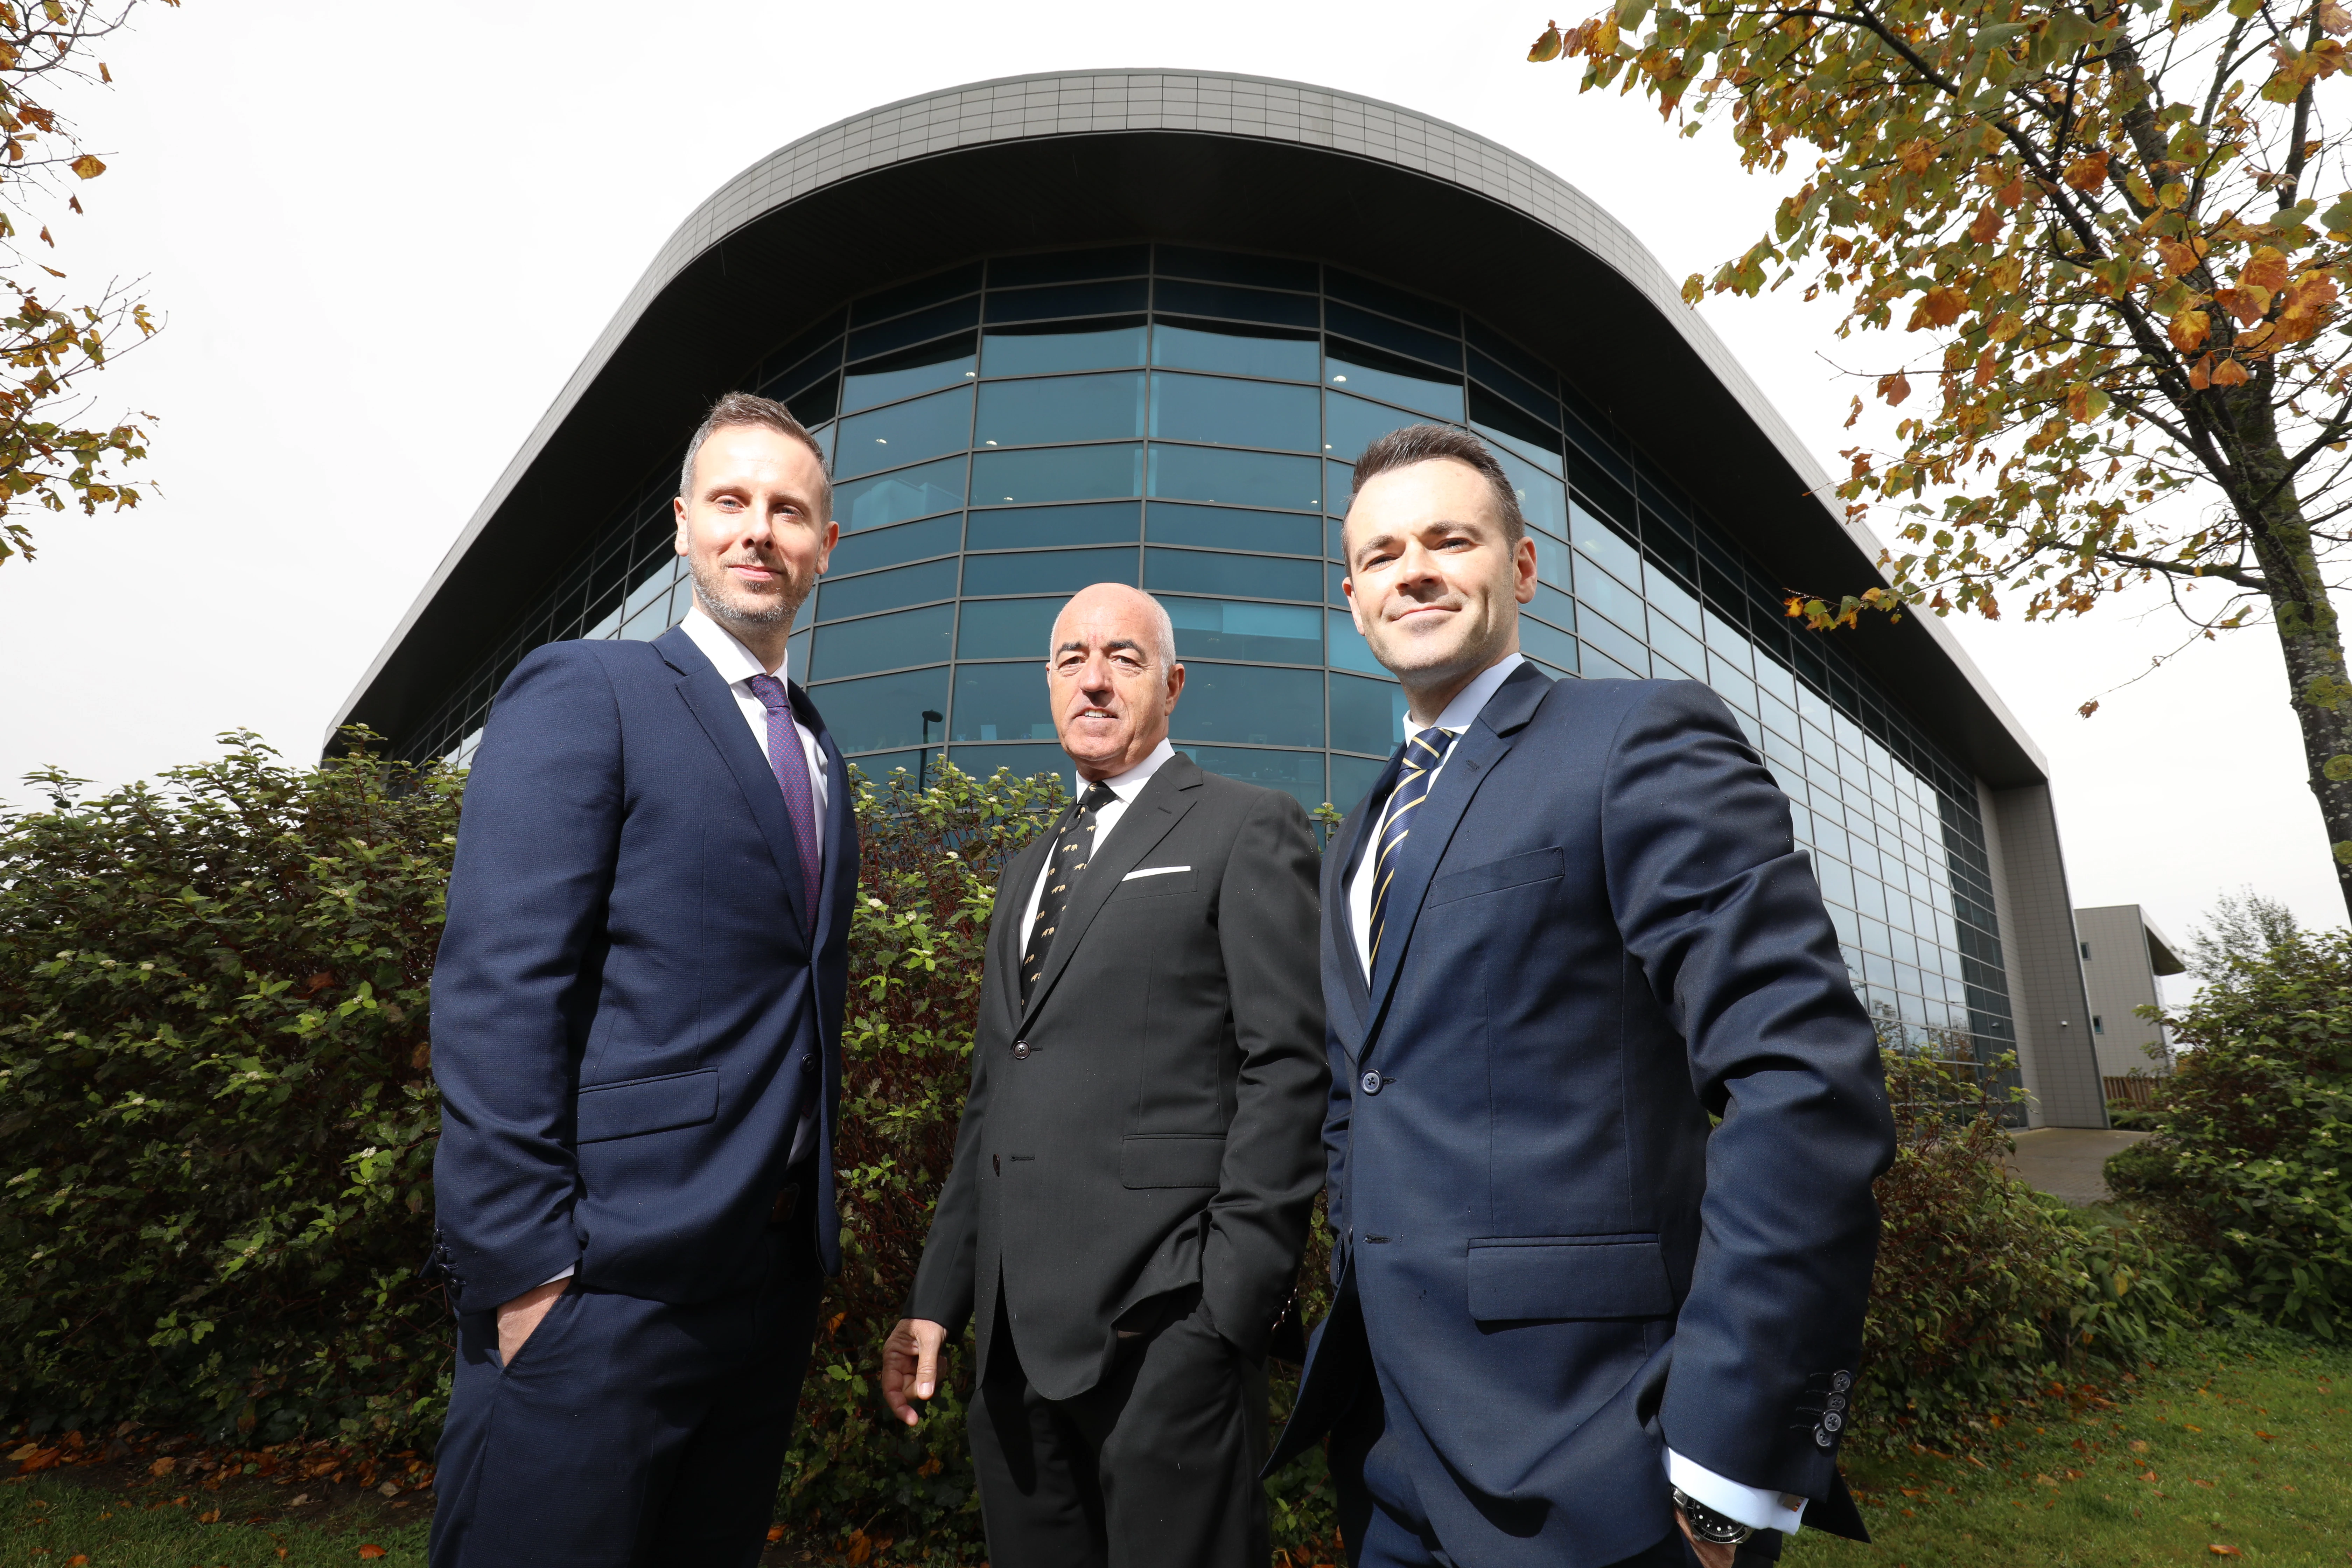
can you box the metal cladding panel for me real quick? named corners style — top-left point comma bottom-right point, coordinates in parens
top-left (1989, 785), bottom-right (2108, 1128)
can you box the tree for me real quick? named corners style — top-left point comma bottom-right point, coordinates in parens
top-left (0, 0), bottom-right (169, 570)
top-left (2184, 884), bottom-right (2304, 974)
top-left (1528, 0), bottom-right (2352, 916)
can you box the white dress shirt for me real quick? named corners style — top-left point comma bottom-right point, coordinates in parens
top-left (1342, 651), bottom-right (1805, 1537)
top-left (1017, 738), bottom-right (1177, 944)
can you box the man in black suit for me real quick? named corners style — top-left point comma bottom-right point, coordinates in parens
top-left (1267, 426), bottom-right (1896, 1568)
top-left (881, 581), bottom-right (1327, 1568)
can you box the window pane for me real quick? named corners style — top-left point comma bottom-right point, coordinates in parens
top-left (1144, 548), bottom-right (1321, 602)
top-left (987, 279), bottom-right (1149, 323)
top-left (1573, 558), bottom-right (1645, 639)
top-left (1532, 529), bottom-right (1571, 589)
top-left (1570, 499), bottom-right (1644, 586)
top-left (1328, 609), bottom-right (1385, 676)
top-left (785, 376), bottom-right (839, 429)
top-left (1154, 245), bottom-right (1320, 292)
top-left (1158, 596), bottom-right (1323, 664)
top-left (1325, 460), bottom-right (1356, 517)
top-left (1469, 351), bottom-right (1562, 432)
top-left (852, 265), bottom-right (981, 326)
top-left (809, 606), bottom-right (954, 681)
top-left (981, 317), bottom-right (1149, 377)
top-left (976, 372), bottom-right (1147, 447)
top-left (1331, 753), bottom-right (1391, 817)
top-left (1327, 564), bottom-right (1348, 608)
top-left (810, 664), bottom-right (952, 753)
top-left (1650, 613), bottom-right (1706, 679)
top-left (826, 514), bottom-right (961, 579)
top-left (952, 660), bottom-right (1056, 742)
top-left (967, 500), bottom-right (1140, 551)
top-left (1519, 616), bottom-right (1579, 674)
top-left (1709, 655), bottom-right (1760, 716)
top-left (835, 385), bottom-right (974, 479)
top-left (1471, 397), bottom-right (1563, 479)
top-left (1324, 342), bottom-right (1463, 421)
top-left (843, 333), bottom-right (978, 414)
top-left (1324, 391), bottom-right (1424, 463)
top-left (1148, 445), bottom-right (1321, 511)
top-left (947, 742), bottom-right (1067, 785)
top-left (1171, 664), bottom-right (1323, 747)
top-left (1494, 447), bottom-right (1568, 539)
top-left (958, 596), bottom-right (1065, 659)
top-left (990, 245), bottom-right (1149, 287)
top-left (1148, 502), bottom-right (1320, 556)
top-left (1328, 516), bottom-right (1347, 560)
top-left (1152, 320), bottom-right (1320, 382)
top-left (847, 294), bottom-right (981, 360)
top-left (1579, 614), bottom-right (1650, 677)
top-left (1325, 269), bottom-right (1459, 336)
top-left (1152, 278), bottom-right (1321, 328)
top-left (1178, 744), bottom-right (1325, 815)
top-left (1332, 670), bottom-right (1409, 755)
top-left (1644, 562), bottom-right (1703, 634)
top-left (817, 558), bottom-right (959, 622)
top-left (973, 443), bottom-right (1143, 505)
top-left (963, 547), bottom-right (1137, 596)
top-left (1580, 639), bottom-right (1642, 681)
top-left (1530, 580), bottom-right (1576, 632)
top-left (848, 749), bottom-right (923, 788)
top-left (1149, 372), bottom-right (1320, 451)
top-left (836, 455), bottom-right (967, 534)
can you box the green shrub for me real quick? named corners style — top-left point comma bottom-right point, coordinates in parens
top-left (2106, 930), bottom-right (2352, 1339)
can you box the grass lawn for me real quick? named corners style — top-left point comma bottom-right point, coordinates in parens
top-left (0, 1475), bottom-right (427, 1567)
top-left (1789, 1331), bottom-right (2352, 1567)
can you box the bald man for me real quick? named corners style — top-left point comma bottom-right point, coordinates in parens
top-left (882, 584), bottom-right (1328, 1568)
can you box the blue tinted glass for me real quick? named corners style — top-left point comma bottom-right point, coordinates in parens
top-left (964, 547), bottom-right (1137, 596)
top-left (849, 749), bottom-right (924, 787)
top-left (1171, 664), bottom-right (1323, 747)
top-left (1148, 445), bottom-right (1321, 510)
top-left (852, 265), bottom-right (982, 326)
top-left (989, 246), bottom-right (1149, 287)
top-left (1331, 671), bottom-right (1409, 755)
top-left (1579, 612), bottom-right (1649, 677)
top-left (1150, 372), bottom-right (1320, 452)
top-left (842, 334), bottom-right (977, 414)
top-left (1324, 345), bottom-right (1463, 421)
top-left (1328, 564), bottom-right (1347, 607)
top-left (835, 385), bottom-right (974, 480)
top-left (967, 501), bottom-right (1140, 551)
top-left (808, 606), bottom-right (954, 681)
top-left (1580, 638), bottom-right (1643, 681)
top-left (1324, 391), bottom-right (1424, 463)
top-left (788, 380), bottom-right (840, 430)
top-left (825, 514), bottom-right (961, 579)
top-left (1326, 302), bottom-right (1461, 371)
top-left (1494, 447), bottom-right (1568, 538)
top-left (1575, 558), bottom-right (1645, 638)
top-left (947, 743), bottom-right (1066, 785)
top-left (1153, 278), bottom-right (1321, 328)
top-left (1468, 350), bottom-right (1560, 429)
top-left (1519, 616), bottom-right (1579, 673)
top-left (1330, 753), bottom-right (1390, 817)
top-left (817, 558), bottom-right (959, 622)
top-left (1650, 614), bottom-right (1706, 680)
top-left (1472, 403), bottom-right (1563, 479)
top-left (1147, 502), bottom-right (1320, 556)
top-left (1571, 499), bottom-right (1644, 585)
top-left (958, 596), bottom-right (1065, 659)
top-left (1152, 321), bottom-right (1320, 382)
top-left (1325, 269), bottom-right (1459, 336)
top-left (812, 665), bottom-right (953, 753)
top-left (1709, 655), bottom-right (1760, 715)
top-left (1154, 246), bottom-right (1320, 292)
top-left (1532, 529), bottom-right (1571, 589)
top-left (952, 661), bottom-right (1057, 743)
top-left (1157, 596), bottom-right (1323, 664)
top-left (1178, 744), bottom-right (1325, 814)
top-left (835, 455), bottom-right (966, 533)
top-left (973, 444), bottom-right (1143, 505)
top-left (1530, 581), bottom-right (1576, 631)
top-left (847, 295), bottom-right (982, 362)
top-left (1325, 460), bottom-right (1356, 517)
top-left (976, 372), bottom-right (1147, 448)
top-left (1328, 609), bottom-right (1384, 676)
top-left (987, 279), bottom-right (1150, 323)
top-left (980, 318), bottom-right (1149, 377)
top-left (787, 625), bottom-right (810, 676)
top-left (1645, 562), bottom-right (1703, 634)
top-left (1327, 517), bottom-right (1347, 560)
top-left (1144, 548), bottom-right (1321, 602)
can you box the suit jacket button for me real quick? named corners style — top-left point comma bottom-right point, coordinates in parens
top-left (1014, 1042), bottom-right (1031, 1060)
top-left (1360, 1070), bottom-right (1381, 1096)
top-left (801, 1054), bottom-right (818, 1075)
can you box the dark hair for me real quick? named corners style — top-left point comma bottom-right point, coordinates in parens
top-left (1349, 424), bottom-right (1526, 545)
top-left (678, 392), bottom-right (833, 515)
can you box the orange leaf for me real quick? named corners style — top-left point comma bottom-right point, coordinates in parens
top-left (1898, 138), bottom-right (1935, 174)
top-left (2188, 353), bottom-right (2214, 389)
top-left (199, 1508), bottom-right (222, 1523)
top-left (1905, 286), bottom-right (1966, 330)
top-left (2063, 150), bottom-right (2110, 190)
top-left (68, 1558), bottom-right (88, 1567)
top-left (151, 1456), bottom-right (176, 1477)
top-left (1968, 206), bottom-right (2002, 244)
top-left (2212, 356), bottom-right (2252, 387)
top-left (768, 1524), bottom-right (788, 1543)
top-left (2323, 0), bottom-right (2352, 30)
top-left (1878, 369), bottom-right (1912, 405)
top-left (1527, 22), bottom-right (1563, 62)
top-left (2240, 246), bottom-right (2291, 293)
top-left (2169, 308), bottom-right (2211, 352)
top-left (68, 153), bottom-right (103, 179)
top-left (2078, 700), bottom-right (2101, 718)
top-left (2156, 239), bottom-right (2202, 275)
top-left (358, 1548), bottom-right (387, 1561)
top-left (2207, 1548), bottom-right (2241, 1559)
top-left (2214, 286), bottom-right (2269, 325)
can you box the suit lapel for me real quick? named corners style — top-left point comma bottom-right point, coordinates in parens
top-left (658, 626), bottom-right (813, 938)
top-left (1015, 755), bottom-right (1202, 1035)
top-left (992, 827), bottom-right (1056, 1035)
top-left (1361, 663), bottom-right (1553, 1053)
top-left (1326, 748), bottom-right (1402, 1046)
top-left (792, 678), bottom-right (854, 954)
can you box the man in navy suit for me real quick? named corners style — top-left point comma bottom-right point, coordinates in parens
top-left (1266, 426), bottom-right (1896, 1568)
top-left (425, 392), bottom-right (853, 1568)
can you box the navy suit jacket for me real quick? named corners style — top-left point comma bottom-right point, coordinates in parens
top-left (1269, 664), bottom-right (1894, 1565)
top-left (428, 624), bottom-right (855, 1315)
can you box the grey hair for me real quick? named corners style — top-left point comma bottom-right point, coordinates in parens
top-left (1049, 584), bottom-right (1178, 668)
top-left (677, 391), bottom-right (832, 513)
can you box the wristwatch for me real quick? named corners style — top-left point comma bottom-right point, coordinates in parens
top-left (1671, 1486), bottom-right (1756, 1547)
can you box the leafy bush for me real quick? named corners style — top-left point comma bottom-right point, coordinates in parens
top-left (2106, 930), bottom-right (2352, 1339)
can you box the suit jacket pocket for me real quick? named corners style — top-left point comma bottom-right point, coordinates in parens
top-left (1110, 867), bottom-right (1198, 898)
top-left (576, 1068), bottom-right (720, 1144)
top-left (1120, 1134), bottom-right (1226, 1189)
top-left (1465, 1233), bottom-right (1674, 1321)
top-left (1428, 846), bottom-right (1565, 906)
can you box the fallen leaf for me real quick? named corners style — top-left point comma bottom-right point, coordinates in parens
top-left (377, 1481), bottom-right (400, 1497)
top-left (359, 1548), bottom-right (387, 1561)
top-left (68, 1558), bottom-right (88, 1566)
top-left (768, 1524), bottom-right (788, 1543)
top-left (5, 1443), bottom-right (36, 1462)
top-left (2208, 1547), bottom-right (2241, 1559)
top-left (2130, 1439), bottom-right (2149, 1452)
top-left (200, 1507), bottom-right (223, 1521)
top-left (150, 1455), bottom-right (176, 1476)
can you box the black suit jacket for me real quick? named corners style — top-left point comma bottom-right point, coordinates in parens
top-left (908, 753), bottom-right (1327, 1401)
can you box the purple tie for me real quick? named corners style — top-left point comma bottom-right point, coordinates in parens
top-left (746, 674), bottom-right (821, 917)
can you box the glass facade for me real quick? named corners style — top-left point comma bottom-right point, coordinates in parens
top-left (398, 244), bottom-right (2016, 1070)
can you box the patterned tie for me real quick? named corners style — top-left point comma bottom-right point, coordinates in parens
top-left (746, 674), bottom-right (822, 917)
top-left (1020, 782), bottom-right (1119, 1009)
top-left (1368, 726), bottom-right (1458, 966)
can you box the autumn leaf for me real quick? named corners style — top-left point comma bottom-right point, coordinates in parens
top-left (2156, 238), bottom-right (2204, 275)
top-left (1878, 369), bottom-right (1912, 405)
top-left (2079, 699), bottom-right (2101, 718)
top-left (2169, 308), bottom-right (2211, 352)
top-left (151, 1456), bottom-right (176, 1476)
top-left (358, 1547), bottom-right (387, 1561)
top-left (2240, 247), bottom-right (2291, 293)
top-left (1528, 21), bottom-right (1564, 61)
top-left (2207, 1548), bottom-right (2241, 1559)
top-left (68, 152), bottom-right (103, 178)
top-left (1906, 286), bottom-right (1966, 330)
top-left (1898, 138), bottom-right (1935, 174)
top-left (768, 1525), bottom-right (788, 1543)
top-left (1968, 206), bottom-right (2002, 244)
top-left (2212, 356), bottom-right (2252, 387)
top-left (2063, 150), bottom-right (2110, 190)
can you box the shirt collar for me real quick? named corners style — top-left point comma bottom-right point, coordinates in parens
top-left (682, 602), bottom-right (791, 688)
top-left (1418, 652), bottom-right (1527, 739)
top-left (1078, 737), bottom-right (1176, 803)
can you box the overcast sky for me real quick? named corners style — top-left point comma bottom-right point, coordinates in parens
top-left (0, 0), bottom-right (2328, 981)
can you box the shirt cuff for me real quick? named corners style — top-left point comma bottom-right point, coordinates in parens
top-left (537, 1266), bottom-right (576, 1288)
top-left (1664, 1448), bottom-right (1807, 1535)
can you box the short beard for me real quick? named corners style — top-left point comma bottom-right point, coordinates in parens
top-left (691, 552), bottom-right (805, 632)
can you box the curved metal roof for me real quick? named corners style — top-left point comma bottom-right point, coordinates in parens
top-left (334, 69), bottom-right (2046, 785)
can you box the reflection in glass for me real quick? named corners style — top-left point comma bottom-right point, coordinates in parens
top-left (816, 558), bottom-right (959, 622)
top-left (809, 664), bottom-right (953, 754)
top-left (1158, 596), bottom-right (1323, 664)
top-left (1531, 530), bottom-right (1571, 589)
top-left (1471, 390), bottom-right (1563, 478)
top-left (1331, 671), bottom-right (1410, 756)
top-left (1153, 278), bottom-right (1321, 328)
top-left (1330, 753), bottom-right (1390, 816)
top-left (1580, 612), bottom-right (1649, 676)
top-left (1530, 581), bottom-right (1576, 632)
top-left (1327, 564), bottom-right (1348, 608)
top-left (1155, 245), bottom-right (1320, 292)
top-left (835, 385), bottom-right (975, 480)
top-left (1469, 350), bottom-right (1561, 430)
top-left (1644, 563), bottom-right (1703, 634)
top-left (981, 317), bottom-right (1149, 377)
top-left (1325, 460), bottom-right (1356, 517)
top-left (1570, 500), bottom-right (1644, 586)
top-left (1324, 341), bottom-right (1464, 421)
top-left (976, 373), bottom-right (1147, 447)
top-left (952, 661), bottom-right (1056, 742)
top-left (850, 265), bottom-right (981, 327)
top-left (835, 455), bottom-right (966, 534)
top-left (1327, 609), bottom-right (1384, 676)
top-left (1148, 502), bottom-right (1320, 557)
top-left (1519, 617), bottom-right (1579, 674)
top-left (1649, 613), bottom-right (1707, 680)
top-left (1493, 447), bottom-right (1568, 539)
top-left (846, 294), bottom-right (982, 362)
top-left (1147, 444), bottom-right (1321, 511)
top-left (842, 333), bottom-right (977, 414)
top-left (990, 245), bottom-right (1149, 287)
top-left (1144, 548), bottom-right (1322, 603)
top-left (1151, 372), bottom-right (1321, 451)
top-left (986, 279), bottom-right (1150, 323)
top-left (1581, 639), bottom-right (1643, 681)
top-left (1177, 744), bottom-right (1325, 814)
top-left (967, 501), bottom-right (1140, 552)
top-left (808, 605), bottom-right (955, 681)
top-left (1171, 663), bottom-right (1324, 748)
top-left (973, 443), bottom-right (1143, 505)
top-left (958, 596), bottom-right (1065, 659)
top-left (1574, 557), bottom-right (1646, 639)
top-left (1323, 391), bottom-right (1424, 463)
top-left (963, 547), bottom-right (1138, 597)
top-left (825, 514), bottom-right (961, 579)
top-left (946, 743), bottom-right (1067, 785)
top-left (1152, 320), bottom-right (1320, 382)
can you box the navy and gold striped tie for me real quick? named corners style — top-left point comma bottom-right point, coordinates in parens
top-left (1368, 726), bottom-right (1458, 965)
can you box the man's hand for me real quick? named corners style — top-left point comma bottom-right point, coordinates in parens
top-left (1674, 1510), bottom-right (1736, 1568)
top-left (496, 1279), bottom-right (569, 1368)
top-left (881, 1318), bottom-right (948, 1427)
